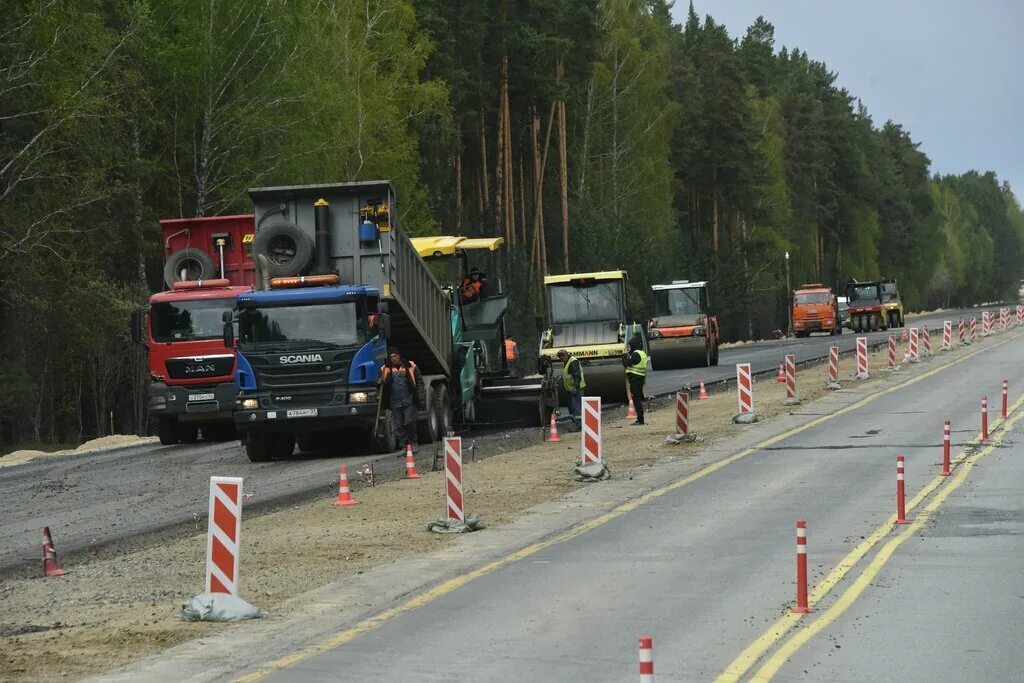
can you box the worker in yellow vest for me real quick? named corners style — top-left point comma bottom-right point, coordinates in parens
top-left (556, 349), bottom-right (585, 430)
top-left (622, 335), bottom-right (648, 425)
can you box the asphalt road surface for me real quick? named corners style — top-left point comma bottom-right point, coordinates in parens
top-left (249, 320), bottom-right (1023, 682)
top-left (0, 306), bottom-right (1000, 573)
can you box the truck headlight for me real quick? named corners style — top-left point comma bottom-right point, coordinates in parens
top-left (691, 326), bottom-right (705, 337)
top-left (149, 395), bottom-right (166, 404)
top-left (649, 329), bottom-right (662, 339)
top-left (349, 391), bottom-right (370, 403)
top-left (240, 398), bottom-right (258, 409)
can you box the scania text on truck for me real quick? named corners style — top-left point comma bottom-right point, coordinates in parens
top-left (647, 280), bottom-right (720, 369)
top-left (229, 181), bottom-right (481, 462)
top-left (130, 215), bottom-right (255, 444)
top-left (792, 283), bottom-right (841, 337)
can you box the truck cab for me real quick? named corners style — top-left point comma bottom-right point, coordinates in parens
top-left (648, 280), bottom-right (720, 368)
top-left (132, 215), bottom-right (254, 445)
top-left (538, 271), bottom-right (643, 402)
top-left (792, 284), bottom-right (841, 337)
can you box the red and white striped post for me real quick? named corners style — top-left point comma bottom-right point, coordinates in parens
top-left (206, 476), bottom-right (243, 596)
top-left (909, 328), bottom-right (919, 361)
top-left (981, 396), bottom-right (989, 442)
top-left (792, 520), bottom-right (812, 614)
top-left (828, 344), bottom-right (840, 384)
top-left (922, 326), bottom-right (932, 355)
top-left (887, 335), bottom-right (897, 369)
top-left (971, 316), bottom-right (978, 341)
top-left (582, 396), bottom-right (602, 464)
top-left (736, 363), bottom-right (753, 415)
top-left (1017, 305), bottom-right (1023, 325)
top-left (1001, 308), bottom-right (1009, 329)
top-left (942, 321), bottom-right (952, 350)
top-left (444, 436), bottom-right (464, 522)
top-left (639, 636), bottom-right (654, 682)
top-left (896, 455), bottom-right (909, 524)
top-left (942, 420), bottom-right (951, 477)
top-left (958, 319), bottom-right (965, 345)
top-left (675, 391), bottom-right (689, 435)
top-left (785, 354), bottom-right (798, 402)
top-left (982, 312), bottom-right (991, 336)
top-left (855, 336), bottom-right (869, 378)
top-left (1002, 379), bottom-right (1008, 419)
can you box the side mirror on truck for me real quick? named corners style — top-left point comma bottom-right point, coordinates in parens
top-left (222, 311), bottom-right (235, 348)
top-left (130, 308), bottom-right (147, 346)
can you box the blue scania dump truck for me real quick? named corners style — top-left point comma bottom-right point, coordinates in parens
top-left (226, 180), bottom-right (481, 462)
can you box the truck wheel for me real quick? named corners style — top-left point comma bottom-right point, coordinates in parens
top-left (370, 410), bottom-right (399, 454)
top-left (179, 423), bottom-right (199, 444)
top-left (436, 385), bottom-right (453, 437)
top-left (870, 314), bottom-right (880, 332)
top-left (417, 384), bottom-right (440, 444)
top-left (245, 433), bottom-right (272, 462)
top-left (253, 222), bottom-right (314, 278)
top-left (158, 417), bottom-right (179, 445)
top-left (163, 248), bottom-right (217, 287)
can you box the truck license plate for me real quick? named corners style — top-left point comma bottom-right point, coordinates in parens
top-left (188, 393), bottom-right (215, 402)
top-left (286, 409), bottom-right (318, 418)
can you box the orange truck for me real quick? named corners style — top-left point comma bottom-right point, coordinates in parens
top-left (792, 284), bottom-right (841, 337)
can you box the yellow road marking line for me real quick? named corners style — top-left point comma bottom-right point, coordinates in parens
top-left (715, 388), bottom-right (1024, 683)
top-left (750, 403), bottom-right (1024, 682)
top-left (235, 335), bottom-right (1017, 682)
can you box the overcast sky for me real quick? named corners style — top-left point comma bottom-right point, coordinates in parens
top-left (674, 1), bottom-right (1024, 196)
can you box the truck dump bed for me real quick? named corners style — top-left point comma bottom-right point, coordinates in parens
top-left (247, 181), bottom-right (451, 376)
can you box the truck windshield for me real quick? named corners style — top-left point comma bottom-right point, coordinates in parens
top-left (238, 302), bottom-right (362, 349)
top-left (794, 292), bottom-right (830, 305)
top-left (549, 282), bottom-right (623, 324)
top-left (850, 285), bottom-right (879, 302)
top-left (880, 283), bottom-right (898, 302)
top-left (653, 288), bottom-right (703, 316)
top-left (151, 299), bottom-right (231, 343)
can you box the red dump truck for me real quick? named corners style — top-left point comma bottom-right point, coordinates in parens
top-left (130, 215), bottom-right (254, 444)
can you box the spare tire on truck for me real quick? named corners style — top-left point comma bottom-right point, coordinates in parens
top-left (252, 222), bottom-right (315, 278)
top-left (163, 248), bottom-right (217, 287)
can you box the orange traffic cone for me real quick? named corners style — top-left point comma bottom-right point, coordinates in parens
top-left (333, 465), bottom-right (359, 506)
top-left (41, 527), bottom-right (67, 577)
top-left (403, 443), bottom-right (420, 479)
top-left (546, 411), bottom-right (561, 442)
top-left (698, 381), bottom-right (709, 400)
top-left (626, 397), bottom-right (637, 419)
top-left (776, 362), bottom-right (785, 383)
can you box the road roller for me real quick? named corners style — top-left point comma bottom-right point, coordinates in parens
top-left (538, 270), bottom-right (645, 404)
top-left (647, 280), bottom-right (720, 370)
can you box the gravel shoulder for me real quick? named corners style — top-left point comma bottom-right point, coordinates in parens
top-left (0, 334), bottom-right (1003, 681)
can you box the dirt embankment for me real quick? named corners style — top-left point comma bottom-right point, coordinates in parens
top-left (1, 436), bottom-right (157, 468)
top-left (0, 344), bottom-right (915, 681)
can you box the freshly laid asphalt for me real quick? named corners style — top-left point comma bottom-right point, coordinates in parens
top-left (0, 307), bottom-right (1000, 573)
top-left (247, 326), bottom-right (1023, 682)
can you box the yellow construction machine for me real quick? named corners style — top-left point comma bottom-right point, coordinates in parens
top-left (538, 270), bottom-right (645, 404)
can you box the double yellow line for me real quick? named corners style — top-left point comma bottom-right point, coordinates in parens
top-left (717, 389), bottom-right (1024, 682)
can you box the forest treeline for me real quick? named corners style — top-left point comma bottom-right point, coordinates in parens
top-left (1, 0), bottom-right (1022, 448)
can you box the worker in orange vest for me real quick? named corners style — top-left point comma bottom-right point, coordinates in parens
top-left (504, 334), bottom-right (520, 378)
top-left (460, 268), bottom-right (487, 303)
top-left (380, 348), bottom-right (421, 452)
